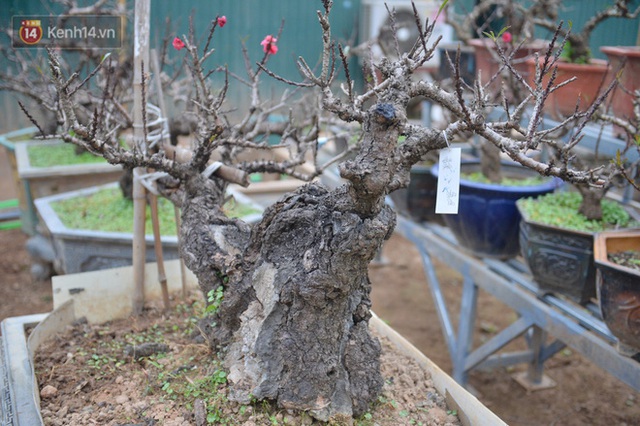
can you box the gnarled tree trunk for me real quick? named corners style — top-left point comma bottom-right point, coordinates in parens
top-left (576, 183), bottom-right (606, 220)
top-left (223, 184), bottom-right (393, 420)
top-left (176, 103), bottom-right (404, 421)
top-left (480, 139), bottom-right (503, 183)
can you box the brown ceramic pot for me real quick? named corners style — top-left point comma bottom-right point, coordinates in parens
top-left (469, 38), bottom-right (548, 89)
top-left (594, 229), bottom-right (640, 356)
top-left (600, 46), bottom-right (640, 137)
top-left (526, 57), bottom-right (612, 120)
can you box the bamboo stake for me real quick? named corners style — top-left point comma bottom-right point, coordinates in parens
top-left (174, 207), bottom-right (188, 298)
top-left (118, 0), bottom-right (126, 63)
top-left (148, 193), bottom-right (170, 310)
top-left (150, 48), bottom-right (188, 300)
top-left (131, 0), bottom-right (150, 316)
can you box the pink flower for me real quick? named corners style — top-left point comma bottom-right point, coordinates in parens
top-left (217, 16), bottom-right (227, 27)
top-left (501, 31), bottom-right (513, 43)
top-left (261, 35), bottom-right (278, 55)
top-left (172, 37), bottom-right (185, 51)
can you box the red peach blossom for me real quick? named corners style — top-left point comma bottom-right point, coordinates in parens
top-left (261, 35), bottom-right (278, 55)
top-left (501, 31), bottom-right (513, 43)
top-left (217, 16), bottom-right (227, 27)
top-left (172, 37), bottom-right (185, 51)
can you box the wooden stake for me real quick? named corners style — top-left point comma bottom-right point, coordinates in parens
top-left (150, 49), bottom-right (189, 299)
top-left (131, 0), bottom-right (150, 316)
top-left (149, 192), bottom-right (170, 310)
top-left (174, 206), bottom-right (188, 298)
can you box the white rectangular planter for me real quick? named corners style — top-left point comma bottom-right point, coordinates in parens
top-left (34, 182), bottom-right (263, 274)
top-left (14, 140), bottom-right (123, 235)
top-left (0, 262), bottom-right (505, 426)
top-left (34, 183), bottom-right (180, 274)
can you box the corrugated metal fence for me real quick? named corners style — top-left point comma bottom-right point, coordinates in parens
top-left (451, 0), bottom-right (640, 52)
top-left (0, 0), bottom-right (362, 132)
top-left (1, 0), bottom-right (639, 132)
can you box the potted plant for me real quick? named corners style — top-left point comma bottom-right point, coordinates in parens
top-left (15, 139), bottom-right (123, 235)
top-left (526, 0), bottom-right (640, 119)
top-left (425, 100), bottom-right (565, 259)
top-left (517, 81), bottom-right (640, 304)
top-left (446, 0), bottom-right (553, 93)
top-left (432, 157), bottom-right (561, 258)
top-left (437, 1), bottom-right (574, 258)
top-left (33, 182), bottom-right (263, 274)
top-left (406, 161), bottom-right (444, 224)
top-left (15, 0), bottom-right (639, 421)
top-left (517, 189), bottom-right (637, 304)
top-left (390, 151), bottom-right (446, 225)
top-left (594, 228), bottom-right (640, 356)
top-left (0, 127), bottom-right (39, 232)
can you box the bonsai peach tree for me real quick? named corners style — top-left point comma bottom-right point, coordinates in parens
top-left (32, 0), bottom-right (629, 421)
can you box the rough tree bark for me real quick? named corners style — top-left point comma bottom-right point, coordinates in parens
top-left (480, 139), bottom-right (503, 183)
top-left (576, 183), bottom-right (606, 220)
top-left (176, 103), bottom-right (404, 421)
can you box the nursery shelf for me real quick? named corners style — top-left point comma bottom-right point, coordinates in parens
top-left (394, 215), bottom-right (640, 393)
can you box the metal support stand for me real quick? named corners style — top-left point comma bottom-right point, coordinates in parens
top-left (394, 215), bottom-right (640, 392)
top-left (453, 269), bottom-right (477, 385)
top-left (512, 327), bottom-right (557, 391)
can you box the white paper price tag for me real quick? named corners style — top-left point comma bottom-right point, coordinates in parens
top-left (435, 147), bottom-right (461, 214)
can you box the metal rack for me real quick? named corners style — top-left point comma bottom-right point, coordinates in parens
top-left (393, 214), bottom-right (640, 392)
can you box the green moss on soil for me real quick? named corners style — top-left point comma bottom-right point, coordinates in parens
top-left (518, 191), bottom-right (633, 233)
top-left (50, 187), bottom-right (261, 235)
top-left (463, 172), bottom-right (546, 186)
top-left (27, 144), bottom-right (107, 167)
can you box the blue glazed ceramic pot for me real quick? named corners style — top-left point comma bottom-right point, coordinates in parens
top-left (431, 160), bottom-right (562, 259)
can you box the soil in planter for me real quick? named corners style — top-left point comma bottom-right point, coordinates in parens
top-left (50, 187), bottom-right (262, 235)
top-left (608, 250), bottom-right (640, 272)
top-left (33, 296), bottom-right (461, 426)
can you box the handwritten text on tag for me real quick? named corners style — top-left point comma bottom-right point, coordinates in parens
top-left (435, 147), bottom-right (461, 214)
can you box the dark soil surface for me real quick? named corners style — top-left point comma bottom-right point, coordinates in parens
top-left (608, 250), bottom-right (640, 271)
top-left (0, 146), bottom-right (53, 320)
top-left (2, 146), bottom-right (640, 425)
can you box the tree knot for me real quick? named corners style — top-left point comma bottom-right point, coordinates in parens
top-left (373, 103), bottom-right (397, 126)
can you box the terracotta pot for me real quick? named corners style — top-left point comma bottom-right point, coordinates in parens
top-left (594, 229), bottom-right (640, 356)
top-left (526, 57), bottom-right (612, 120)
top-left (469, 38), bottom-right (548, 89)
top-left (600, 46), bottom-right (640, 137)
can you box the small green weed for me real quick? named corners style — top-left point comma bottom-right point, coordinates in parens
top-left (206, 285), bottom-right (225, 316)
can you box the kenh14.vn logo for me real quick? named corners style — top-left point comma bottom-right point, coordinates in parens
top-left (19, 19), bottom-right (43, 45)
